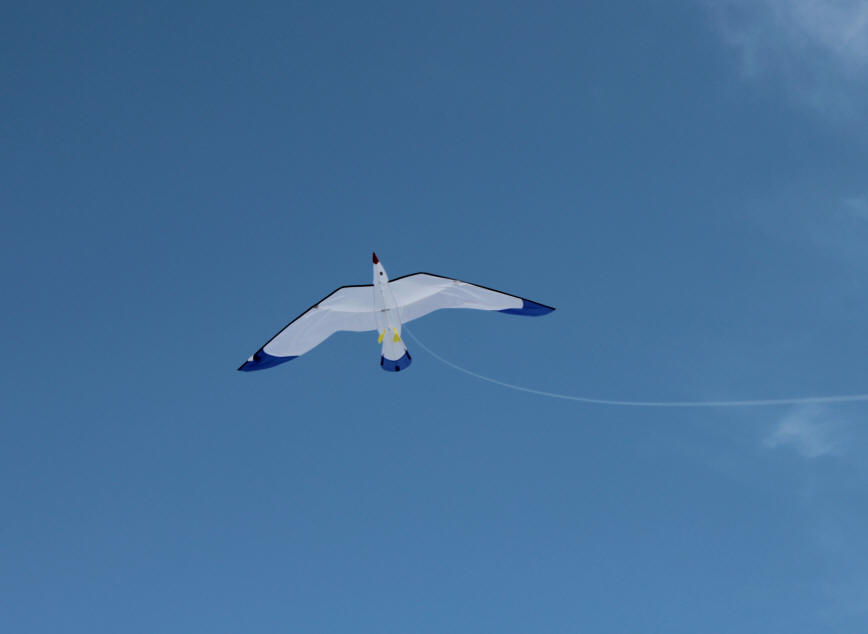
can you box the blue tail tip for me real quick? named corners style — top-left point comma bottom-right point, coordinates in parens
top-left (380, 351), bottom-right (412, 372)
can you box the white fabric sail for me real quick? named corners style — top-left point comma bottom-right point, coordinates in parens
top-left (238, 256), bottom-right (554, 373)
top-left (390, 273), bottom-right (552, 322)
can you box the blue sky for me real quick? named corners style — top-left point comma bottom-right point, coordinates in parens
top-left (3, 1), bottom-right (868, 632)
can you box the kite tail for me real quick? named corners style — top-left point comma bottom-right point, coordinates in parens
top-left (380, 327), bottom-right (412, 372)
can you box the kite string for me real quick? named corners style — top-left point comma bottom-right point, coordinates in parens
top-left (402, 328), bottom-right (868, 408)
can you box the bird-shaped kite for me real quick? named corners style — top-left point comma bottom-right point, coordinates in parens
top-left (238, 253), bottom-right (555, 372)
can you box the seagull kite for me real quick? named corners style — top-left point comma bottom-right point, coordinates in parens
top-left (238, 253), bottom-right (555, 373)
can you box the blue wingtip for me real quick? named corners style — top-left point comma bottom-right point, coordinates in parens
top-left (499, 299), bottom-right (555, 316)
top-left (238, 349), bottom-right (298, 371)
top-left (380, 351), bottom-right (412, 372)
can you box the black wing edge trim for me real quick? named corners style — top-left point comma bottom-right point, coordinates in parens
top-left (389, 272), bottom-right (556, 312)
top-left (236, 283), bottom-right (373, 370)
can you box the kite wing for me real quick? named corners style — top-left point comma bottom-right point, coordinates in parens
top-left (389, 273), bottom-right (554, 324)
top-left (238, 285), bottom-right (377, 371)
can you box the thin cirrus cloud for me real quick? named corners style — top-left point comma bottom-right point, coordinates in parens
top-left (764, 406), bottom-right (841, 458)
top-left (842, 195), bottom-right (868, 219)
top-left (707, 0), bottom-right (868, 114)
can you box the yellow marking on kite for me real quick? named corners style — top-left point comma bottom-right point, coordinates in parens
top-left (392, 330), bottom-right (401, 343)
top-left (377, 331), bottom-right (385, 343)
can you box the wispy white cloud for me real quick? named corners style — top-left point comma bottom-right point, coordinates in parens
top-left (760, 404), bottom-right (868, 618)
top-left (707, 0), bottom-right (868, 115)
top-left (764, 405), bottom-right (841, 458)
top-left (742, 185), bottom-right (868, 274)
top-left (842, 195), bottom-right (868, 219)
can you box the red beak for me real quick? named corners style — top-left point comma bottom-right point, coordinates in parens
top-left (372, 252), bottom-right (379, 264)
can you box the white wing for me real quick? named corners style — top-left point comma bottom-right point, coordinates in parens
top-left (238, 285), bottom-right (377, 371)
top-left (389, 273), bottom-right (555, 324)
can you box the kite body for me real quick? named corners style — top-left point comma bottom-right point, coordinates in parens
top-left (238, 253), bottom-right (554, 373)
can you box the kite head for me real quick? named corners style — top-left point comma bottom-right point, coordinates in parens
top-left (373, 252), bottom-right (389, 284)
